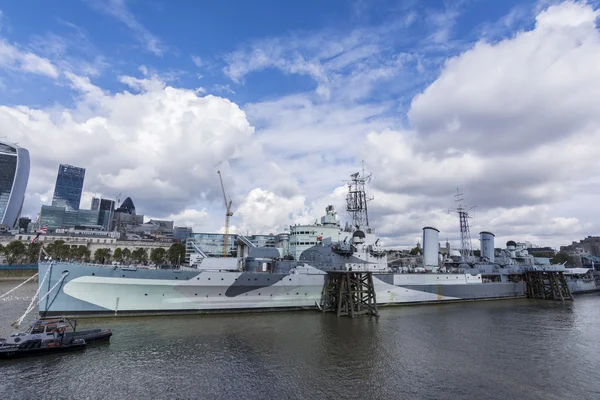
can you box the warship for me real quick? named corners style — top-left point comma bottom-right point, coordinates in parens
top-left (35, 171), bottom-right (594, 317)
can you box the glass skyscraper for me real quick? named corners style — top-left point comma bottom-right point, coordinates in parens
top-left (0, 141), bottom-right (30, 228)
top-left (92, 197), bottom-right (115, 231)
top-left (51, 164), bottom-right (86, 211)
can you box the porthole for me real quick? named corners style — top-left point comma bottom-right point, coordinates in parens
top-left (208, 278), bottom-right (211, 280)
top-left (92, 273), bottom-right (95, 276)
top-left (219, 293), bottom-right (221, 296)
top-left (221, 278), bottom-right (224, 281)
top-left (195, 293), bottom-right (197, 296)
top-left (144, 293), bottom-right (148, 296)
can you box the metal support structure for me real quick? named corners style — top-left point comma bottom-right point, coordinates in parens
top-left (525, 271), bottom-right (573, 302)
top-left (345, 162), bottom-right (373, 233)
top-left (449, 190), bottom-right (474, 262)
top-left (321, 271), bottom-right (379, 317)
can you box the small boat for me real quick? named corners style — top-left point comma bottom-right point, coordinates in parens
top-left (0, 318), bottom-right (111, 359)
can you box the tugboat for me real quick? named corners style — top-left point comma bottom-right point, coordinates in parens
top-left (0, 318), bottom-right (111, 359)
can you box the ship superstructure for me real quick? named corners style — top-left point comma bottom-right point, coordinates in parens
top-left (35, 171), bottom-right (593, 317)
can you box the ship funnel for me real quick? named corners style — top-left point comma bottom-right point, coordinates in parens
top-left (422, 227), bottom-right (440, 268)
top-left (479, 231), bottom-right (495, 262)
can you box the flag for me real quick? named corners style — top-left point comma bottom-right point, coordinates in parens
top-left (31, 225), bottom-right (48, 244)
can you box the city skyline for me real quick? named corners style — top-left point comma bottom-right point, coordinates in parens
top-left (0, 1), bottom-right (599, 249)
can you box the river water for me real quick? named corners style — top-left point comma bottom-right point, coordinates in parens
top-left (1, 281), bottom-right (600, 400)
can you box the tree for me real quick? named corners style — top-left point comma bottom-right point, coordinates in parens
top-left (167, 243), bottom-right (186, 265)
top-left (71, 245), bottom-right (90, 262)
top-left (150, 248), bottom-right (166, 265)
top-left (94, 248), bottom-right (112, 264)
top-left (113, 248), bottom-right (123, 263)
top-left (131, 248), bottom-right (148, 264)
top-left (5, 241), bottom-right (26, 265)
top-left (46, 240), bottom-right (70, 261)
top-left (551, 252), bottom-right (572, 265)
top-left (122, 248), bottom-right (132, 264)
top-left (26, 242), bottom-right (42, 264)
top-left (409, 246), bottom-right (421, 256)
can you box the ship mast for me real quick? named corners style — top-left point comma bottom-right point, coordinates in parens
top-left (449, 189), bottom-right (474, 262)
top-left (345, 162), bottom-right (373, 233)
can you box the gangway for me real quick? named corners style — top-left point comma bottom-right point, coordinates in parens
top-left (237, 235), bottom-right (256, 248)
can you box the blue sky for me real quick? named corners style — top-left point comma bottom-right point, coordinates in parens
top-left (2, 0), bottom-right (600, 248)
top-left (0, 0), bottom-right (536, 106)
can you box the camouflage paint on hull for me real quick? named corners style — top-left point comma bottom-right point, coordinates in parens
top-left (38, 262), bottom-right (528, 317)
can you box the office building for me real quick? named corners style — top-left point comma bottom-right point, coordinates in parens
top-left (174, 226), bottom-right (192, 240)
top-left (18, 217), bottom-right (31, 233)
top-left (39, 205), bottom-right (102, 232)
top-left (0, 141), bottom-right (30, 228)
top-left (112, 197), bottom-right (143, 231)
top-left (51, 164), bottom-right (85, 211)
top-left (91, 197), bottom-right (116, 231)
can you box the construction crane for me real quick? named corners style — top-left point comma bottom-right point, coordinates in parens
top-left (217, 171), bottom-right (233, 257)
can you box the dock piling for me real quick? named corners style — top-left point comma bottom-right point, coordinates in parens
top-left (321, 271), bottom-right (379, 317)
top-left (525, 270), bottom-right (573, 302)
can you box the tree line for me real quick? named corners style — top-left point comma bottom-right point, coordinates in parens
top-left (0, 240), bottom-right (187, 266)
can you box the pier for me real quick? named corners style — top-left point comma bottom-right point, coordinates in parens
top-left (525, 270), bottom-right (573, 302)
top-left (321, 271), bottom-right (379, 318)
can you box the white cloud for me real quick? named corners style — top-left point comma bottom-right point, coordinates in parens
top-left (191, 55), bottom-right (203, 67)
top-left (0, 39), bottom-right (59, 78)
top-left (0, 73), bottom-right (255, 225)
top-left (222, 25), bottom-right (409, 101)
top-left (232, 189), bottom-right (313, 235)
top-left (160, 208), bottom-right (209, 228)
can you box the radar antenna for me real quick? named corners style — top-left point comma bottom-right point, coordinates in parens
top-left (344, 161), bottom-right (373, 233)
top-left (448, 189), bottom-right (474, 262)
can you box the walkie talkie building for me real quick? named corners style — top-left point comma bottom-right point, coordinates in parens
top-left (0, 141), bottom-right (30, 228)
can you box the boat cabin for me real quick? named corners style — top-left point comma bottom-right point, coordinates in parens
top-left (3, 319), bottom-right (73, 346)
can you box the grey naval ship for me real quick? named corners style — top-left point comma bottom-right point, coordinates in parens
top-left (36, 172), bottom-right (599, 317)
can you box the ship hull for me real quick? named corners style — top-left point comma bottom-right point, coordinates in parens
top-left (38, 262), bottom-right (527, 317)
